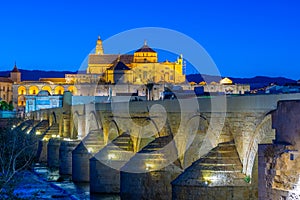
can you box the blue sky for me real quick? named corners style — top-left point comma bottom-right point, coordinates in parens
top-left (0, 0), bottom-right (299, 79)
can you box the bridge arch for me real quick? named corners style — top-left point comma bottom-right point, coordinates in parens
top-left (86, 111), bottom-right (101, 133)
top-left (107, 120), bottom-right (120, 143)
top-left (243, 114), bottom-right (275, 176)
top-left (182, 114), bottom-right (208, 169)
top-left (72, 111), bottom-right (84, 139)
top-left (135, 118), bottom-right (160, 152)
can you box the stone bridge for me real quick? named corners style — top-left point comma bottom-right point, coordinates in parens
top-left (25, 93), bottom-right (300, 200)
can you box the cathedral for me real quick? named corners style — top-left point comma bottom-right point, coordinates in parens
top-left (13, 36), bottom-right (186, 112)
top-left (12, 36), bottom-right (249, 113)
top-left (66, 36), bottom-right (186, 84)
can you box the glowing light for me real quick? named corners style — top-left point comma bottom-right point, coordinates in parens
top-left (88, 148), bottom-right (93, 153)
top-left (145, 163), bottom-right (153, 171)
top-left (26, 130), bottom-right (30, 134)
top-left (36, 131), bottom-right (41, 135)
top-left (51, 134), bottom-right (57, 138)
top-left (108, 153), bottom-right (116, 160)
top-left (202, 175), bottom-right (214, 186)
top-left (12, 125), bottom-right (16, 128)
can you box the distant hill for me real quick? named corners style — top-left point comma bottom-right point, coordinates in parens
top-left (0, 69), bottom-right (77, 81)
top-left (186, 74), bottom-right (296, 90)
top-left (229, 76), bottom-right (297, 89)
top-left (0, 69), bottom-right (296, 90)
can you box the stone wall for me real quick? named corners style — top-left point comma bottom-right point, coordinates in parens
top-left (258, 100), bottom-right (300, 199)
top-left (172, 186), bottom-right (257, 200)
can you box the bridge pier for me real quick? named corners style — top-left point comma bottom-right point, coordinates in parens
top-left (72, 130), bottom-right (106, 182)
top-left (59, 140), bottom-right (80, 176)
top-left (171, 141), bottom-right (258, 200)
top-left (47, 138), bottom-right (62, 168)
top-left (37, 140), bottom-right (48, 163)
top-left (120, 135), bottom-right (181, 200)
top-left (90, 132), bottom-right (134, 193)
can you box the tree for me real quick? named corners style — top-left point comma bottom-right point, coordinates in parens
top-left (0, 120), bottom-right (38, 195)
top-left (0, 101), bottom-right (9, 111)
top-left (8, 101), bottom-right (14, 111)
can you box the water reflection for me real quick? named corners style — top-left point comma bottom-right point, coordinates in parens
top-left (34, 164), bottom-right (120, 200)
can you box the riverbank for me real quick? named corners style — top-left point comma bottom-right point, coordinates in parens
top-left (2, 164), bottom-right (120, 200)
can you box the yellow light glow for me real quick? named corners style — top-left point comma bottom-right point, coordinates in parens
top-left (88, 148), bottom-right (93, 153)
top-left (36, 131), bottom-right (41, 135)
top-left (26, 130), bottom-right (30, 134)
top-left (108, 153), bottom-right (116, 160)
top-left (145, 163), bottom-right (154, 171)
top-left (63, 138), bottom-right (75, 141)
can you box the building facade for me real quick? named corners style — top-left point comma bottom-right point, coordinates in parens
top-left (68, 37), bottom-right (186, 85)
top-left (0, 64), bottom-right (21, 104)
top-left (13, 80), bottom-right (76, 112)
top-left (193, 77), bottom-right (250, 95)
top-left (25, 90), bottom-right (63, 113)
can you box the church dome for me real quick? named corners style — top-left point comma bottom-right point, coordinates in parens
top-left (220, 77), bottom-right (233, 85)
top-left (135, 41), bottom-right (156, 53)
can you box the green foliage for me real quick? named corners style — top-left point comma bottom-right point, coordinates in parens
top-left (0, 101), bottom-right (9, 111)
top-left (0, 101), bottom-right (14, 111)
top-left (8, 101), bottom-right (14, 111)
top-left (244, 175), bottom-right (251, 183)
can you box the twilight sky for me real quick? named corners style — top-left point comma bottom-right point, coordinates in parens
top-left (0, 0), bottom-right (299, 79)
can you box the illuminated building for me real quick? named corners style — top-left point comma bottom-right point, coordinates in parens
top-left (66, 37), bottom-right (186, 84)
top-left (0, 64), bottom-right (20, 103)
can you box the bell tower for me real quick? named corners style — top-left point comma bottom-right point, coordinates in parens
top-left (10, 62), bottom-right (21, 83)
top-left (95, 35), bottom-right (104, 55)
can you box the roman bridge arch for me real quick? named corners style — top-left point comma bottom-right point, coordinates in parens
top-left (135, 117), bottom-right (160, 152)
top-left (106, 120), bottom-right (120, 143)
top-left (243, 114), bottom-right (275, 176)
top-left (86, 111), bottom-right (102, 133)
top-left (182, 114), bottom-right (209, 169)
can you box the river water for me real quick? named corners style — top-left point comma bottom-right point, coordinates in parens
top-left (34, 164), bottom-right (120, 200)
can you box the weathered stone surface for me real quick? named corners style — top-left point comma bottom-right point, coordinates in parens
top-left (172, 141), bottom-right (258, 200)
top-left (72, 129), bottom-right (106, 182)
top-left (90, 132), bottom-right (135, 193)
top-left (258, 100), bottom-right (300, 199)
top-left (47, 138), bottom-right (62, 168)
top-left (29, 94), bottom-right (300, 199)
top-left (120, 135), bottom-right (183, 200)
top-left (38, 140), bottom-right (48, 163)
top-left (37, 123), bottom-right (59, 162)
top-left (59, 140), bottom-right (80, 175)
